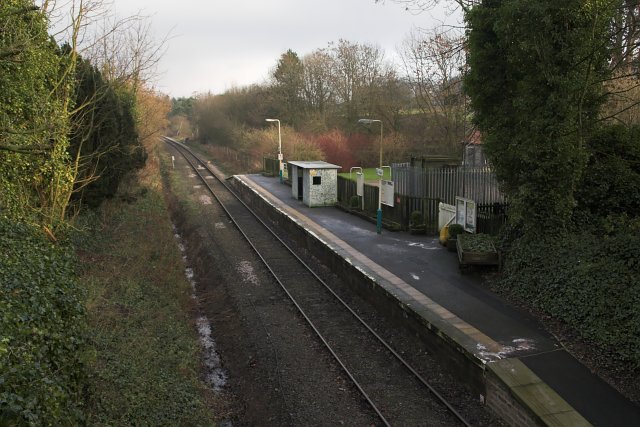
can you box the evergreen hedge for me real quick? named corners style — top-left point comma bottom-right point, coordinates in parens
top-left (499, 233), bottom-right (640, 368)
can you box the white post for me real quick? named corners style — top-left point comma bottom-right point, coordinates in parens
top-left (266, 118), bottom-right (283, 183)
top-left (358, 118), bottom-right (383, 234)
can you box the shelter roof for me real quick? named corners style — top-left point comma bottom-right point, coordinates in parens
top-left (288, 161), bottom-right (341, 169)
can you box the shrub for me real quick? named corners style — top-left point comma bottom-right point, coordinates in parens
top-left (313, 129), bottom-right (371, 170)
top-left (448, 223), bottom-right (464, 239)
top-left (574, 124), bottom-right (640, 232)
top-left (410, 210), bottom-right (423, 226)
top-left (0, 219), bottom-right (86, 425)
top-left (349, 195), bottom-right (360, 209)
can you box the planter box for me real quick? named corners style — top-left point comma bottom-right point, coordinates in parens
top-left (456, 234), bottom-right (499, 269)
top-left (410, 225), bottom-right (427, 235)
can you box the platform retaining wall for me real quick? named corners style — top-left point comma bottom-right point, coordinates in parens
top-left (230, 177), bottom-right (487, 389)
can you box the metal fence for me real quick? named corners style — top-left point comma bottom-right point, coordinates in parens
top-left (337, 177), bottom-right (441, 231)
top-left (476, 202), bottom-right (508, 236)
top-left (337, 172), bottom-right (507, 235)
top-left (391, 164), bottom-right (505, 205)
top-left (263, 157), bottom-right (279, 177)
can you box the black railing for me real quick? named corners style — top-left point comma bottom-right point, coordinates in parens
top-left (476, 202), bottom-right (508, 235)
top-left (337, 176), bottom-right (508, 235)
top-left (263, 157), bottom-right (279, 177)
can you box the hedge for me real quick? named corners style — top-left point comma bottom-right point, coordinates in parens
top-left (499, 232), bottom-right (640, 368)
top-left (0, 219), bottom-right (86, 425)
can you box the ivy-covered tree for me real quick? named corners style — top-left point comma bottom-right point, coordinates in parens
top-left (68, 55), bottom-right (144, 209)
top-left (464, 0), bottom-right (615, 235)
top-left (0, 0), bottom-right (74, 228)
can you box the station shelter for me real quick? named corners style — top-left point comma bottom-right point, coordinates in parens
top-left (287, 161), bottom-right (341, 207)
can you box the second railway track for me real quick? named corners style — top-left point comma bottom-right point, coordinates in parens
top-left (164, 136), bottom-right (473, 426)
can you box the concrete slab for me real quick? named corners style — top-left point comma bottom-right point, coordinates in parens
top-left (488, 359), bottom-right (590, 426)
top-left (522, 350), bottom-right (640, 426)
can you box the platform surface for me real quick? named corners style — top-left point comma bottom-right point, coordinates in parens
top-left (238, 174), bottom-right (640, 427)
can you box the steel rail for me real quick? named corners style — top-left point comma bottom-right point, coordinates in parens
top-left (164, 137), bottom-right (471, 427)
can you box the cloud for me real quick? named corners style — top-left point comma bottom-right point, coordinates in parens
top-left (112, 0), bottom-right (462, 97)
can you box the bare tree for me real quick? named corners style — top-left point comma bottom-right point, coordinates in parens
top-left (374, 0), bottom-right (479, 14)
top-left (302, 48), bottom-right (335, 119)
top-left (603, 1), bottom-right (640, 125)
top-left (84, 12), bottom-right (170, 92)
top-left (399, 28), bottom-right (467, 149)
top-left (610, 0), bottom-right (640, 72)
top-left (329, 39), bottom-right (388, 123)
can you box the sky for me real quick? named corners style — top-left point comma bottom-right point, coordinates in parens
top-left (106, 0), bottom-right (462, 98)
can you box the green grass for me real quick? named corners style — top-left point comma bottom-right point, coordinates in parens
top-left (339, 167), bottom-right (391, 181)
top-left (75, 152), bottom-right (215, 426)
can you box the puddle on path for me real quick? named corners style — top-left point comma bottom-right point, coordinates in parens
top-left (476, 338), bottom-right (537, 362)
top-left (407, 241), bottom-right (440, 250)
top-left (197, 316), bottom-right (228, 391)
top-left (172, 224), bottom-right (228, 391)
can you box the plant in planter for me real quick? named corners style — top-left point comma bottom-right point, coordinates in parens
top-left (456, 233), bottom-right (499, 272)
top-left (409, 210), bottom-right (426, 234)
top-left (447, 223), bottom-right (464, 251)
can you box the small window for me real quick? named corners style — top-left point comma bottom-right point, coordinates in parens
top-left (312, 176), bottom-right (321, 185)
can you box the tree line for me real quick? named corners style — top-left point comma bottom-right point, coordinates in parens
top-left (171, 34), bottom-right (469, 171)
top-left (1, 1), bottom-right (170, 423)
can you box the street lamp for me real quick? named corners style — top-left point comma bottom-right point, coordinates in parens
top-left (265, 118), bottom-right (283, 183)
top-left (358, 118), bottom-right (383, 234)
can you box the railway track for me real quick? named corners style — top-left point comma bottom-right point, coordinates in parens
top-left (164, 136), bottom-right (472, 426)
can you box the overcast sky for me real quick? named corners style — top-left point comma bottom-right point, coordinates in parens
top-left (107, 0), bottom-right (462, 98)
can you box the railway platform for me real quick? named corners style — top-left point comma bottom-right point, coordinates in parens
top-left (232, 173), bottom-right (639, 427)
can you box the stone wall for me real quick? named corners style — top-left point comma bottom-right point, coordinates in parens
top-left (306, 169), bottom-right (338, 207)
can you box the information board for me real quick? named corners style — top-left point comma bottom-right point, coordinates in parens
top-left (455, 196), bottom-right (477, 233)
top-left (381, 180), bottom-right (395, 207)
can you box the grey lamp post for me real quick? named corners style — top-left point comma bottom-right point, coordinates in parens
top-left (358, 118), bottom-right (383, 234)
top-left (265, 118), bottom-right (283, 183)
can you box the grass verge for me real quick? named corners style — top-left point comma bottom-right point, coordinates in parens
top-left (74, 146), bottom-right (215, 425)
top-left (338, 167), bottom-right (391, 181)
